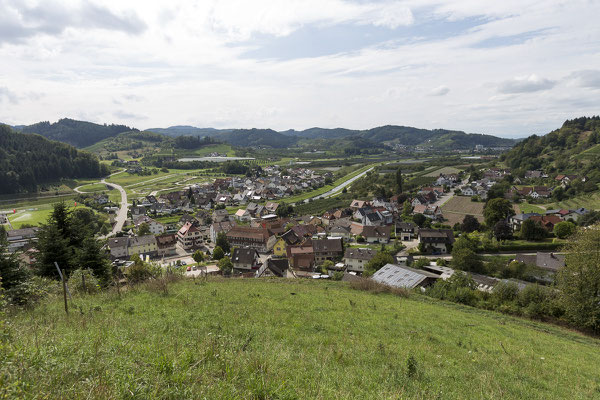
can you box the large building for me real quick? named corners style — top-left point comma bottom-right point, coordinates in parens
top-left (344, 247), bottom-right (377, 273)
top-left (312, 238), bottom-right (343, 264)
top-left (178, 222), bottom-right (203, 250)
top-left (226, 226), bottom-right (275, 253)
top-left (418, 229), bottom-right (455, 254)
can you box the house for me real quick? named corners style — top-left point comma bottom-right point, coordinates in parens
top-left (509, 213), bottom-right (541, 232)
top-left (178, 222), bottom-right (204, 250)
top-left (264, 201), bottom-right (279, 214)
top-left (530, 186), bottom-right (552, 198)
top-left (108, 236), bottom-right (129, 259)
top-left (263, 258), bottom-right (290, 277)
top-left (226, 226), bottom-right (275, 253)
top-left (287, 242), bottom-right (315, 270)
top-left (210, 220), bottom-right (237, 243)
top-left (350, 200), bottom-right (368, 210)
top-left (515, 252), bottom-right (565, 272)
top-left (6, 227), bottom-right (39, 252)
top-left (231, 247), bottom-right (260, 270)
top-left (344, 248), bottom-right (377, 273)
top-left (529, 215), bottom-right (562, 231)
top-left (0, 213), bottom-right (7, 224)
top-left (525, 170), bottom-right (547, 179)
top-left (179, 214), bottom-right (197, 226)
top-left (361, 225), bottom-right (391, 244)
top-left (372, 264), bottom-right (439, 289)
top-left (312, 238), bottom-right (343, 264)
top-left (461, 187), bottom-right (475, 196)
top-left (212, 209), bottom-right (231, 223)
top-left (327, 224), bottom-right (352, 241)
top-left (234, 208), bottom-right (251, 222)
top-left (133, 215), bottom-right (165, 235)
top-left (156, 234), bottom-right (177, 257)
top-left (95, 194), bottom-right (109, 205)
top-left (130, 205), bottom-right (147, 217)
top-left (128, 235), bottom-right (158, 258)
top-left (273, 237), bottom-right (288, 257)
top-left (396, 221), bottom-right (417, 241)
top-left (418, 229), bottom-right (455, 254)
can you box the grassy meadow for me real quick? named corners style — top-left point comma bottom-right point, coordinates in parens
top-left (2, 278), bottom-right (599, 399)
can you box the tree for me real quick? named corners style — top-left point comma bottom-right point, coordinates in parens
top-left (396, 167), bottom-right (403, 193)
top-left (0, 233), bottom-right (31, 304)
top-left (364, 252), bottom-right (394, 276)
top-left (557, 227), bottom-right (600, 332)
top-left (493, 220), bottom-right (513, 241)
top-left (412, 213), bottom-right (426, 228)
top-left (75, 237), bottom-right (112, 285)
top-left (212, 246), bottom-right (225, 260)
top-left (553, 221), bottom-right (576, 239)
top-left (402, 201), bottom-right (412, 217)
top-left (138, 223), bottom-right (151, 236)
top-left (451, 237), bottom-right (484, 273)
top-left (216, 232), bottom-right (230, 253)
top-left (276, 202), bottom-right (294, 218)
top-left (483, 198), bottom-right (514, 227)
top-left (520, 219), bottom-right (546, 241)
top-left (192, 250), bottom-right (205, 263)
top-left (218, 256), bottom-right (233, 275)
top-left (461, 215), bottom-right (481, 233)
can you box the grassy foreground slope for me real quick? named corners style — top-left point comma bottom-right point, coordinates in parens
top-left (2, 279), bottom-right (600, 399)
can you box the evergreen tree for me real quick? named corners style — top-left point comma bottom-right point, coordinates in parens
top-left (216, 232), bottom-right (230, 253)
top-left (75, 237), bottom-right (112, 285)
top-left (0, 232), bottom-right (31, 304)
top-left (396, 167), bottom-right (403, 193)
top-left (35, 222), bottom-right (72, 278)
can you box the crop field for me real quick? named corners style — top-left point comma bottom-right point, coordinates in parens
top-left (424, 166), bottom-right (462, 177)
top-left (441, 196), bottom-right (484, 226)
top-left (2, 278), bottom-right (600, 399)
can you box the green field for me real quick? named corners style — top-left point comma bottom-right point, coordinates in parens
top-left (424, 166), bottom-right (462, 177)
top-left (6, 202), bottom-right (92, 228)
top-left (2, 278), bottom-right (599, 399)
top-left (76, 183), bottom-right (111, 193)
top-left (518, 203), bottom-right (547, 214)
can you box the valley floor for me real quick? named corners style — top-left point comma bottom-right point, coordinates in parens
top-left (2, 278), bottom-right (599, 399)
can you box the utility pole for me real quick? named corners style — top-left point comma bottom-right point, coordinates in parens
top-left (54, 262), bottom-right (68, 315)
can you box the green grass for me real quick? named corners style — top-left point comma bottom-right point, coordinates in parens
top-left (519, 203), bottom-right (546, 214)
top-left (7, 203), bottom-right (93, 228)
top-left (3, 278), bottom-right (600, 399)
top-left (76, 183), bottom-right (110, 193)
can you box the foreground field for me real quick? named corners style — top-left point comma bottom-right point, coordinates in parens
top-left (441, 196), bottom-right (484, 226)
top-left (2, 279), bottom-right (599, 399)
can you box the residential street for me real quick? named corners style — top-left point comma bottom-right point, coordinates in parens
top-left (102, 179), bottom-right (128, 237)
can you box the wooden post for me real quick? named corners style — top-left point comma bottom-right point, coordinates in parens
top-left (82, 273), bottom-right (87, 293)
top-left (54, 262), bottom-right (68, 315)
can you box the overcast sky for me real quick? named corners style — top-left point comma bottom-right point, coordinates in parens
top-left (0, 0), bottom-right (599, 137)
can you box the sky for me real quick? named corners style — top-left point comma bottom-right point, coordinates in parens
top-left (0, 0), bottom-right (599, 138)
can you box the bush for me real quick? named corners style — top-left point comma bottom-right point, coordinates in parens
top-left (67, 269), bottom-right (100, 295)
top-left (491, 281), bottom-right (520, 304)
top-left (332, 271), bottom-right (344, 281)
top-left (349, 278), bottom-right (410, 298)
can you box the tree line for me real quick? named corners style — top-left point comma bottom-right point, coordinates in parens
top-left (0, 125), bottom-right (110, 194)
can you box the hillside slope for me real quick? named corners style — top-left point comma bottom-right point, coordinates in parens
top-left (20, 118), bottom-right (134, 148)
top-left (0, 124), bottom-right (109, 194)
top-left (3, 279), bottom-right (599, 399)
top-left (502, 116), bottom-right (600, 175)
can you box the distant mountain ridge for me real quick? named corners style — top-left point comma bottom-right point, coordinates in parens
top-left (7, 118), bottom-right (518, 150)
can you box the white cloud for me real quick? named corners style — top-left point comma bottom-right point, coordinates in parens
top-left (429, 86), bottom-right (450, 96)
top-left (497, 74), bottom-right (556, 94)
top-left (0, 0), bottom-right (599, 137)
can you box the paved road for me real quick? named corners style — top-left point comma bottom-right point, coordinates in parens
top-left (102, 179), bottom-right (128, 237)
top-left (305, 166), bottom-right (375, 203)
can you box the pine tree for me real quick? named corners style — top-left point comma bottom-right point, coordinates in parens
top-left (76, 237), bottom-right (112, 285)
top-left (35, 222), bottom-right (72, 278)
top-left (396, 167), bottom-right (403, 193)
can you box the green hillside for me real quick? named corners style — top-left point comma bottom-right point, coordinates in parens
top-left (2, 278), bottom-right (599, 399)
top-left (502, 116), bottom-right (600, 175)
top-left (20, 118), bottom-right (134, 148)
top-left (84, 130), bottom-right (171, 155)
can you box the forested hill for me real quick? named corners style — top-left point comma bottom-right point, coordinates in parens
top-left (18, 118), bottom-right (134, 148)
top-left (0, 124), bottom-right (109, 194)
top-left (501, 116), bottom-right (600, 176)
top-left (153, 124), bottom-right (516, 149)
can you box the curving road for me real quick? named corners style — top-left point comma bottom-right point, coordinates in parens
top-left (74, 170), bottom-right (128, 238)
top-left (101, 179), bottom-right (128, 237)
top-left (305, 166), bottom-right (374, 203)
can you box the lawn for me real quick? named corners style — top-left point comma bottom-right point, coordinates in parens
top-left (441, 196), bottom-right (484, 226)
top-left (518, 203), bottom-right (546, 214)
top-left (2, 278), bottom-right (600, 399)
top-left (76, 183), bottom-right (111, 193)
top-left (6, 202), bottom-right (92, 228)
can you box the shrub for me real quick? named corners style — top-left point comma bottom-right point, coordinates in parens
top-left (67, 269), bottom-right (100, 294)
top-left (492, 281), bottom-right (520, 304)
top-left (349, 278), bottom-right (410, 298)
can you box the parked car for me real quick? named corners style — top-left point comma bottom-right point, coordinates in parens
top-left (192, 265), bottom-right (197, 271)
top-left (186, 266), bottom-right (191, 271)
